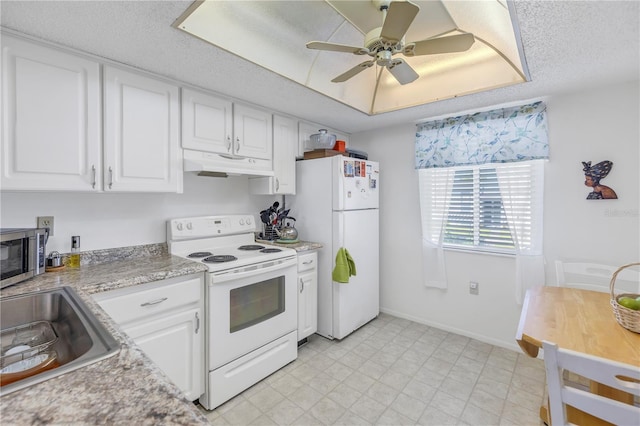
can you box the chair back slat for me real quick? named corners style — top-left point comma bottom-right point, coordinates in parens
top-left (543, 340), bottom-right (640, 426)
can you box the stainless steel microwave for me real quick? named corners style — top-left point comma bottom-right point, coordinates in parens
top-left (0, 228), bottom-right (48, 289)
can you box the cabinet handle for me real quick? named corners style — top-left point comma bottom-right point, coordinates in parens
top-left (276, 178), bottom-right (280, 191)
top-left (300, 278), bottom-right (304, 293)
top-left (195, 312), bottom-right (200, 334)
top-left (140, 297), bottom-right (168, 307)
top-left (91, 165), bottom-right (96, 189)
top-left (302, 260), bottom-right (314, 265)
top-left (108, 166), bottom-right (113, 189)
top-left (235, 137), bottom-right (240, 152)
top-left (227, 137), bottom-right (232, 152)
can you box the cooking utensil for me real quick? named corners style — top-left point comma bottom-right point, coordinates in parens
top-left (277, 209), bottom-right (290, 224)
top-left (259, 210), bottom-right (270, 224)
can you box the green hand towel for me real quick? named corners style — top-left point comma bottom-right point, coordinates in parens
top-left (332, 247), bottom-right (356, 283)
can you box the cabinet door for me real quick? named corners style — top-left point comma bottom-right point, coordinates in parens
top-left (103, 66), bottom-right (182, 192)
top-left (233, 104), bottom-right (272, 160)
top-left (1, 35), bottom-right (101, 191)
top-left (250, 114), bottom-right (296, 195)
top-left (298, 270), bottom-right (318, 341)
top-left (124, 307), bottom-right (203, 401)
top-left (181, 88), bottom-right (232, 155)
top-left (272, 115), bottom-right (297, 194)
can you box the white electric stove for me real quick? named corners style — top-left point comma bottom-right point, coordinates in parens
top-left (167, 215), bottom-right (298, 410)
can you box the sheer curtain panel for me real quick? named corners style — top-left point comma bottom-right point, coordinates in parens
top-left (418, 168), bottom-right (455, 289)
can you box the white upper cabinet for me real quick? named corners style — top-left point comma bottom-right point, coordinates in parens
top-left (182, 88), bottom-right (233, 154)
top-left (249, 114), bottom-right (296, 195)
top-left (1, 35), bottom-right (101, 191)
top-left (182, 89), bottom-right (272, 161)
top-left (103, 65), bottom-right (182, 193)
top-left (233, 103), bottom-right (272, 160)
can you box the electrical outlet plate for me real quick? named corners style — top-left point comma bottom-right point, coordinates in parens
top-left (37, 216), bottom-right (54, 236)
top-left (469, 281), bottom-right (479, 295)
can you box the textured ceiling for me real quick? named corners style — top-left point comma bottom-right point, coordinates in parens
top-left (1, 1), bottom-right (638, 134)
top-left (176, 1), bottom-right (529, 115)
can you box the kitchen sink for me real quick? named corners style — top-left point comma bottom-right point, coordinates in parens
top-left (0, 286), bottom-right (120, 395)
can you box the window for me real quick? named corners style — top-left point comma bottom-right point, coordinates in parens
top-left (415, 102), bottom-right (548, 296)
top-left (445, 166), bottom-right (513, 251)
top-left (419, 160), bottom-right (544, 255)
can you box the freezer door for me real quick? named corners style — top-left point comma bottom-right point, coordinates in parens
top-left (332, 209), bottom-right (379, 340)
top-left (333, 157), bottom-right (379, 211)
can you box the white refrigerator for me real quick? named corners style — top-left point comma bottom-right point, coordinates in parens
top-left (291, 155), bottom-right (379, 340)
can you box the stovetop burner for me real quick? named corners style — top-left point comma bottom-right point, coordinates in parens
top-left (203, 255), bottom-right (238, 263)
top-left (188, 251), bottom-right (213, 258)
top-left (260, 248), bottom-right (282, 253)
top-left (238, 245), bottom-right (265, 251)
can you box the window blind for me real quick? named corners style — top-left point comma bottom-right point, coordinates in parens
top-left (420, 160), bottom-right (543, 254)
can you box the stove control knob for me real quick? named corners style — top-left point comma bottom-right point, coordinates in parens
top-left (246, 217), bottom-right (252, 225)
top-left (239, 218), bottom-right (245, 226)
top-left (176, 222), bottom-right (183, 231)
top-left (186, 222), bottom-right (193, 230)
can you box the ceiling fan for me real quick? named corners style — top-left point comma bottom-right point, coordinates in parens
top-left (306, 0), bottom-right (475, 85)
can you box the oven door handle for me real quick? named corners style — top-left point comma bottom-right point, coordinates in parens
top-left (211, 257), bottom-right (297, 283)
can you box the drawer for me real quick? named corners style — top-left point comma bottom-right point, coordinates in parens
top-left (94, 274), bottom-right (203, 325)
top-left (297, 251), bottom-right (317, 273)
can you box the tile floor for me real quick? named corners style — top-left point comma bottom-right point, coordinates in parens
top-left (197, 313), bottom-right (547, 425)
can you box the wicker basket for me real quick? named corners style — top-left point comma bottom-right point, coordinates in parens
top-left (609, 262), bottom-right (640, 333)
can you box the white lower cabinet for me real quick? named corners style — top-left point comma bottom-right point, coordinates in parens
top-left (297, 251), bottom-right (318, 341)
top-left (93, 273), bottom-right (204, 401)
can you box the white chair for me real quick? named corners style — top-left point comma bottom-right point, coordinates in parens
top-left (542, 341), bottom-right (640, 426)
top-left (555, 260), bottom-right (640, 293)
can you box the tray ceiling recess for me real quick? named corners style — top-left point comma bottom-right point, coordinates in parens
top-left (173, 0), bottom-right (529, 116)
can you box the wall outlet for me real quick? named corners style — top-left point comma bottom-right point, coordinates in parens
top-left (469, 281), bottom-right (479, 295)
top-left (37, 216), bottom-right (54, 236)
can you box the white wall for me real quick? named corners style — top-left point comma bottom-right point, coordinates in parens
top-left (349, 80), bottom-right (640, 350)
top-left (0, 173), bottom-right (278, 253)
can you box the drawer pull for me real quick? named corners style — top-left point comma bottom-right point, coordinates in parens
top-left (300, 278), bottom-right (304, 293)
top-left (140, 297), bottom-right (168, 307)
top-left (302, 260), bottom-right (314, 265)
top-left (195, 312), bottom-right (200, 334)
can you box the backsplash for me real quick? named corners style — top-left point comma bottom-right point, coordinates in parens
top-left (59, 243), bottom-right (168, 267)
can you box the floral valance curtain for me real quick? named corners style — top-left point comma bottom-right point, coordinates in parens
top-left (415, 102), bottom-right (549, 169)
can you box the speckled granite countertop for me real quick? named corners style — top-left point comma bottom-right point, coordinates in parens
top-left (255, 239), bottom-right (323, 252)
top-left (0, 244), bottom-right (209, 425)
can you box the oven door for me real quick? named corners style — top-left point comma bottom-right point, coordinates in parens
top-left (207, 256), bottom-right (297, 370)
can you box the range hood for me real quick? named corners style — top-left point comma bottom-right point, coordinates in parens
top-left (183, 149), bottom-right (274, 178)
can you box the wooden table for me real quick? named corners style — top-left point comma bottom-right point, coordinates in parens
top-left (516, 287), bottom-right (640, 425)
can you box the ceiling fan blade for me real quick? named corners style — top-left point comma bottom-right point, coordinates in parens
top-left (331, 60), bottom-right (375, 83)
top-left (404, 33), bottom-right (475, 56)
top-left (380, 1), bottom-right (420, 43)
top-left (386, 59), bottom-right (419, 85)
top-left (306, 41), bottom-right (369, 55)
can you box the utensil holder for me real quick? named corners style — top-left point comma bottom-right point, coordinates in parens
top-left (263, 224), bottom-right (278, 241)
